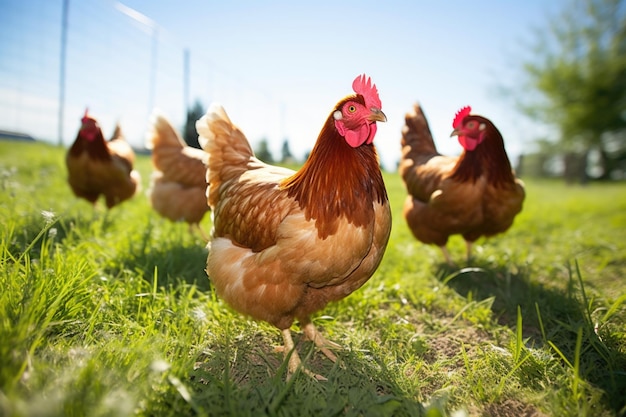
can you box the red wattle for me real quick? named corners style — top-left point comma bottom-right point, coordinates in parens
top-left (458, 135), bottom-right (479, 151)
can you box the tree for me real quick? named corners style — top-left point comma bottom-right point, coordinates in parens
top-left (280, 139), bottom-right (295, 164)
top-left (184, 100), bottom-right (205, 149)
top-left (517, 0), bottom-right (626, 179)
top-left (255, 138), bottom-right (274, 163)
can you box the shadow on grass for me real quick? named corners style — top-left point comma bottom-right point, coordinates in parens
top-left (436, 259), bottom-right (626, 414)
top-left (180, 332), bottom-right (430, 417)
top-left (106, 217), bottom-right (211, 292)
top-left (114, 242), bottom-right (210, 290)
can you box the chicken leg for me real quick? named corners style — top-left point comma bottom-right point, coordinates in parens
top-left (189, 223), bottom-right (209, 242)
top-left (279, 320), bottom-right (340, 381)
top-left (440, 241), bottom-right (474, 266)
top-left (281, 329), bottom-right (328, 381)
top-left (301, 320), bottom-right (340, 363)
top-left (465, 240), bottom-right (473, 262)
top-left (440, 246), bottom-right (454, 266)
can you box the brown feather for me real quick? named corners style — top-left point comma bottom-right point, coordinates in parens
top-left (146, 114), bottom-right (209, 224)
top-left (281, 95), bottom-right (388, 239)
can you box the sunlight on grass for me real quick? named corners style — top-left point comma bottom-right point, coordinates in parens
top-left (0, 141), bottom-right (625, 416)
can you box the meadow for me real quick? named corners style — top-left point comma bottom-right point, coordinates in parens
top-left (0, 140), bottom-right (624, 417)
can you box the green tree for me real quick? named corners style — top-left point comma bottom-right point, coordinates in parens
top-left (517, 0), bottom-right (626, 180)
top-left (184, 100), bottom-right (205, 149)
top-left (280, 139), bottom-right (295, 164)
top-left (255, 138), bottom-right (274, 163)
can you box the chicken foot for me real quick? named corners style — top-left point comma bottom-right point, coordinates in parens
top-left (440, 246), bottom-right (455, 266)
top-left (278, 320), bottom-right (340, 381)
top-left (440, 241), bottom-right (474, 266)
top-left (280, 329), bottom-right (328, 381)
top-left (301, 320), bottom-right (339, 363)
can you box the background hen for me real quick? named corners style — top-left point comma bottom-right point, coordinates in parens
top-left (399, 104), bottom-right (525, 265)
top-left (146, 113), bottom-right (209, 239)
top-left (66, 110), bottom-right (140, 208)
top-left (196, 75), bottom-right (391, 380)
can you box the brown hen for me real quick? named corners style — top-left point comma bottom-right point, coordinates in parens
top-left (146, 113), bottom-right (209, 239)
top-left (399, 104), bottom-right (525, 265)
top-left (66, 110), bottom-right (140, 208)
top-left (196, 75), bottom-right (391, 380)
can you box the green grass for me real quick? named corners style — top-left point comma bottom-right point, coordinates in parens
top-left (1, 140), bottom-right (625, 416)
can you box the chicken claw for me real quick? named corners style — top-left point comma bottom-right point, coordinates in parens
top-left (301, 321), bottom-right (340, 363)
top-left (280, 329), bottom-right (327, 381)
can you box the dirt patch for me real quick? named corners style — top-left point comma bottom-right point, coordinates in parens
top-left (422, 325), bottom-right (493, 364)
top-left (483, 398), bottom-right (546, 417)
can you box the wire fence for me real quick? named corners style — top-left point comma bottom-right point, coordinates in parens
top-left (0, 0), bottom-right (283, 152)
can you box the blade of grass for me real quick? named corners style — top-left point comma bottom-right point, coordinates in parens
top-left (535, 302), bottom-right (547, 342)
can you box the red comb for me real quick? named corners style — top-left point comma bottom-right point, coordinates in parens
top-left (352, 74), bottom-right (381, 109)
top-left (452, 106), bottom-right (471, 128)
top-left (82, 107), bottom-right (90, 123)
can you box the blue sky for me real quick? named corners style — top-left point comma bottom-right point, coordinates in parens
top-left (0, 0), bottom-right (566, 169)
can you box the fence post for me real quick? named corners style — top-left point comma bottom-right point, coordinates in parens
top-left (58, 0), bottom-right (70, 147)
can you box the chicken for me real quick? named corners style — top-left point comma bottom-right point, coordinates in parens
top-left (399, 104), bottom-right (525, 265)
top-left (66, 109), bottom-right (140, 208)
top-left (145, 113), bottom-right (209, 239)
top-left (196, 74), bottom-right (391, 380)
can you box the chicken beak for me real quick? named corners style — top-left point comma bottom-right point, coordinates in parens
top-left (368, 108), bottom-right (387, 123)
top-left (450, 128), bottom-right (460, 137)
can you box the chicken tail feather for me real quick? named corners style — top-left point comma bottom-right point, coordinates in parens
top-left (196, 103), bottom-right (255, 208)
top-left (146, 112), bottom-right (186, 151)
top-left (401, 103), bottom-right (438, 158)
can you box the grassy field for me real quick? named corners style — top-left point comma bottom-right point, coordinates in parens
top-left (1, 140), bottom-right (625, 417)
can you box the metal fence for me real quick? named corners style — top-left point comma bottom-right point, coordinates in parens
top-left (0, 0), bottom-right (283, 152)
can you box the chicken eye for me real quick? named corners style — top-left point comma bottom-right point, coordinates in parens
top-left (348, 105), bottom-right (356, 113)
top-left (466, 121), bottom-right (477, 129)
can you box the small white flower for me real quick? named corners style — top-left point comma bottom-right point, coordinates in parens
top-left (192, 307), bottom-right (207, 322)
top-left (150, 359), bottom-right (170, 373)
top-left (41, 210), bottom-right (55, 223)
